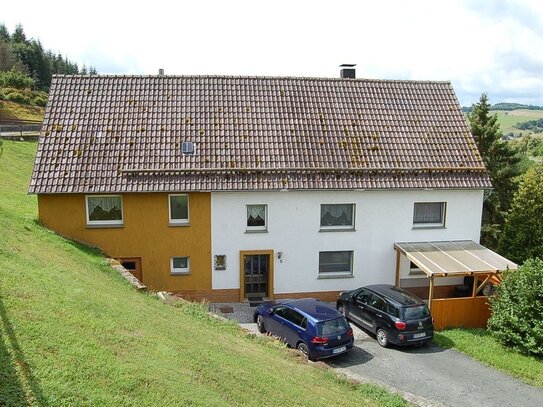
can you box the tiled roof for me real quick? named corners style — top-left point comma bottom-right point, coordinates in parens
top-left (29, 75), bottom-right (491, 193)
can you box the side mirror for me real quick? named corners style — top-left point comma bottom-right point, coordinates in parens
top-left (268, 308), bottom-right (274, 315)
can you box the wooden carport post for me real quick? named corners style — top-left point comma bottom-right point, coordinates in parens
top-left (428, 275), bottom-right (435, 310)
top-left (395, 249), bottom-right (401, 288)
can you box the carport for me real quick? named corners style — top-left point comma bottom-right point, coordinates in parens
top-left (393, 240), bottom-right (517, 330)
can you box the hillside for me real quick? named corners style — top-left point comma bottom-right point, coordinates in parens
top-left (494, 109), bottom-right (543, 138)
top-left (0, 100), bottom-right (44, 121)
top-left (0, 140), bottom-right (405, 406)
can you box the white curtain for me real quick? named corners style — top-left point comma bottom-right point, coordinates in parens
top-left (414, 202), bottom-right (443, 223)
top-left (88, 196), bottom-right (120, 212)
top-left (247, 205), bottom-right (266, 219)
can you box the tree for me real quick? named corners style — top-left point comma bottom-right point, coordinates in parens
top-left (468, 94), bottom-right (519, 249)
top-left (488, 258), bottom-right (543, 356)
top-left (0, 23), bottom-right (9, 42)
top-left (499, 164), bottom-right (543, 263)
top-left (0, 39), bottom-right (17, 71)
top-left (11, 24), bottom-right (27, 43)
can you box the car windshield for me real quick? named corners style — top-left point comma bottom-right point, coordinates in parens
top-left (402, 304), bottom-right (430, 320)
top-left (316, 317), bottom-right (349, 336)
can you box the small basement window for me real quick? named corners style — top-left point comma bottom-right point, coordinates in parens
top-left (181, 141), bottom-right (196, 155)
top-left (86, 195), bottom-right (123, 226)
top-left (171, 257), bottom-right (190, 274)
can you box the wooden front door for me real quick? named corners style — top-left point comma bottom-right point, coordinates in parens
top-left (243, 254), bottom-right (269, 298)
top-left (119, 258), bottom-right (143, 283)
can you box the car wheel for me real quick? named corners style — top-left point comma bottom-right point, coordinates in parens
top-left (337, 304), bottom-right (348, 319)
top-left (376, 328), bottom-right (389, 347)
top-left (297, 342), bottom-right (314, 361)
top-left (256, 315), bottom-right (266, 334)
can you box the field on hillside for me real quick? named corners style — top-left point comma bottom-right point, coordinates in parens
top-left (0, 101), bottom-right (44, 122)
top-left (0, 141), bottom-right (405, 406)
top-left (494, 109), bottom-right (543, 138)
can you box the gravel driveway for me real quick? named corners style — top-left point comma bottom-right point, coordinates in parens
top-left (210, 302), bottom-right (543, 407)
top-left (329, 326), bottom-right (543, 407)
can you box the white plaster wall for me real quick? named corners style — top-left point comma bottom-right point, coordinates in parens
top-left (211, 189), bottom-right (484, 294)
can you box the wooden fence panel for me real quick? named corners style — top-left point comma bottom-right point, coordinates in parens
top-left (431, 297), bottom-right (491, 331)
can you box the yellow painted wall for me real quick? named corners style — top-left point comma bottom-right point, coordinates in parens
top-left (38, 193), bottom-right (211, 292)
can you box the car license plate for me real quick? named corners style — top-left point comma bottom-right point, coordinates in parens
top-left (413, 332), bottom-right (426, 339)
top-left (333, 346), bottom-right (347, 354)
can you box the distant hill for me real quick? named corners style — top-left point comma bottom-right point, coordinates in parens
top-left (491, 103), bottom-right (543, 111)
top-left (463, 103), bottom-right (543, 113)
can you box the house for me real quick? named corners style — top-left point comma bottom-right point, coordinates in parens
top-left (30, 68), bottom-right (514, 320)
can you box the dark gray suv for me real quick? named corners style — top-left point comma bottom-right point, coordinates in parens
top-left (337, 284), bottom-right (434, 347)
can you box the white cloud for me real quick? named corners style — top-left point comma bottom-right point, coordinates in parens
top-left (2, 0), bottom-right (543, 105)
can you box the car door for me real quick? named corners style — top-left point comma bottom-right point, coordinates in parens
top-left (280, 308), bottom-right (307, 347)
top-left (365, 294), bottom-right (388, 333)
top-left (266, 305), bottom-right (288, 338)
top-left (348, 288), bottom-right (375, 331)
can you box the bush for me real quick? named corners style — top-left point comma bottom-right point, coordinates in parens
top-left (32, 91), bottom-right (48, 107)
top-left (0, 69), bottom-right (34, 90)
top-left (488, 258), bottom-right (543, 356)
top-left (2, 88), bottom-right (31, 104)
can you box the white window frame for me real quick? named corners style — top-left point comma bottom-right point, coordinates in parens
top-left (85, 195), bottom-right (123, 226)
top-left (168, 194), bottom-right (190, 225)
top-left (170, 256), bottom-right (190, 274)
top-left (319, 203), bottom-right (355, 231)
top-left (246, 204), bottom-right (268, 232)
top-left (318, 250), bottom-right (354, 278)
top-left (413, 202), bottom-right (446, 228)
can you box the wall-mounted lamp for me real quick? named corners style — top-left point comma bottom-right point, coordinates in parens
top-left (277, 251), bottom-right (284, 263)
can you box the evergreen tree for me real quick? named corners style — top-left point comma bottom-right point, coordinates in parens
top-left (499, 165), bottom-right (543, 263)
top-left (0, 23), bottom-right (9, 42)
top-left (468, 94), bottom-right (519, 250)
top-left (11, 24), bottom-right (27, 43)
top-left (0, 40), bottom-right (16, 71)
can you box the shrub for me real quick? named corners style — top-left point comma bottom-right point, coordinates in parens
top-left (32, 91), bottom-right (48, 107)
top-left (2, 88), bottom-right (31, 104)
top-left (0, 69), bottom-right (34, 90)
top-left (488, 258), bottom-right (543, 356)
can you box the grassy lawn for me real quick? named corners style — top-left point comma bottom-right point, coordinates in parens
top-left (434, 329), bottom-right (543, 388)
top-left (0, 100), bottom-right (44, 122)
top-left (0, 140), bottom-right (407, 406)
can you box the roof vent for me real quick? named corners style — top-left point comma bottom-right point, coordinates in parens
top-left (159, 68), bottom-right (164, 76)
top-left (181, 141), bottom-right (196, 155)
top-left (340, 64), bottom-right (356, 79)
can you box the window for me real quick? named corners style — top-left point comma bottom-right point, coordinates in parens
top-left (368, 295), bottom-right (386, 312)
top-left (409, 261), bottom-right (424, 276)
top-left (355, 289), bottom-right (372, 304)
top-left (320, 204), bottom-right (355, 229)
top-left (318, 251), bottom-right (353, 277)
top-left (169, 194), bottom-right (189, 224)
top-left (279, 308), bottom-right (307, 328)
top-left (86, 195), bottom-right (123, 226)
top-left (246, 204), bottom-right (267, 231)
top-left (413, 202), bottom-right (446, 227)
top-left (171, 256), bottom-right (190, 274)
top-left (317, 317), bottom-right (349, 336)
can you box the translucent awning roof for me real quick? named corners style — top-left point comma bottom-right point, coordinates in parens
top-left (394, 240), bottom-right (518, 277)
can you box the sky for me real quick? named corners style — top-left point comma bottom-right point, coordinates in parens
top-left (2, 0), bottom-right (543, 106)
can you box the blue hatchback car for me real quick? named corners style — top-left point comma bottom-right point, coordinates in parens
top-left (253, 298), bottom-right (354, 361)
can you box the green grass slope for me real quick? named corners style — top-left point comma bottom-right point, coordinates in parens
top-left (0, 141), bottom-right (405, 406)
top-left (494, 109), bottom-right (543, 138)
